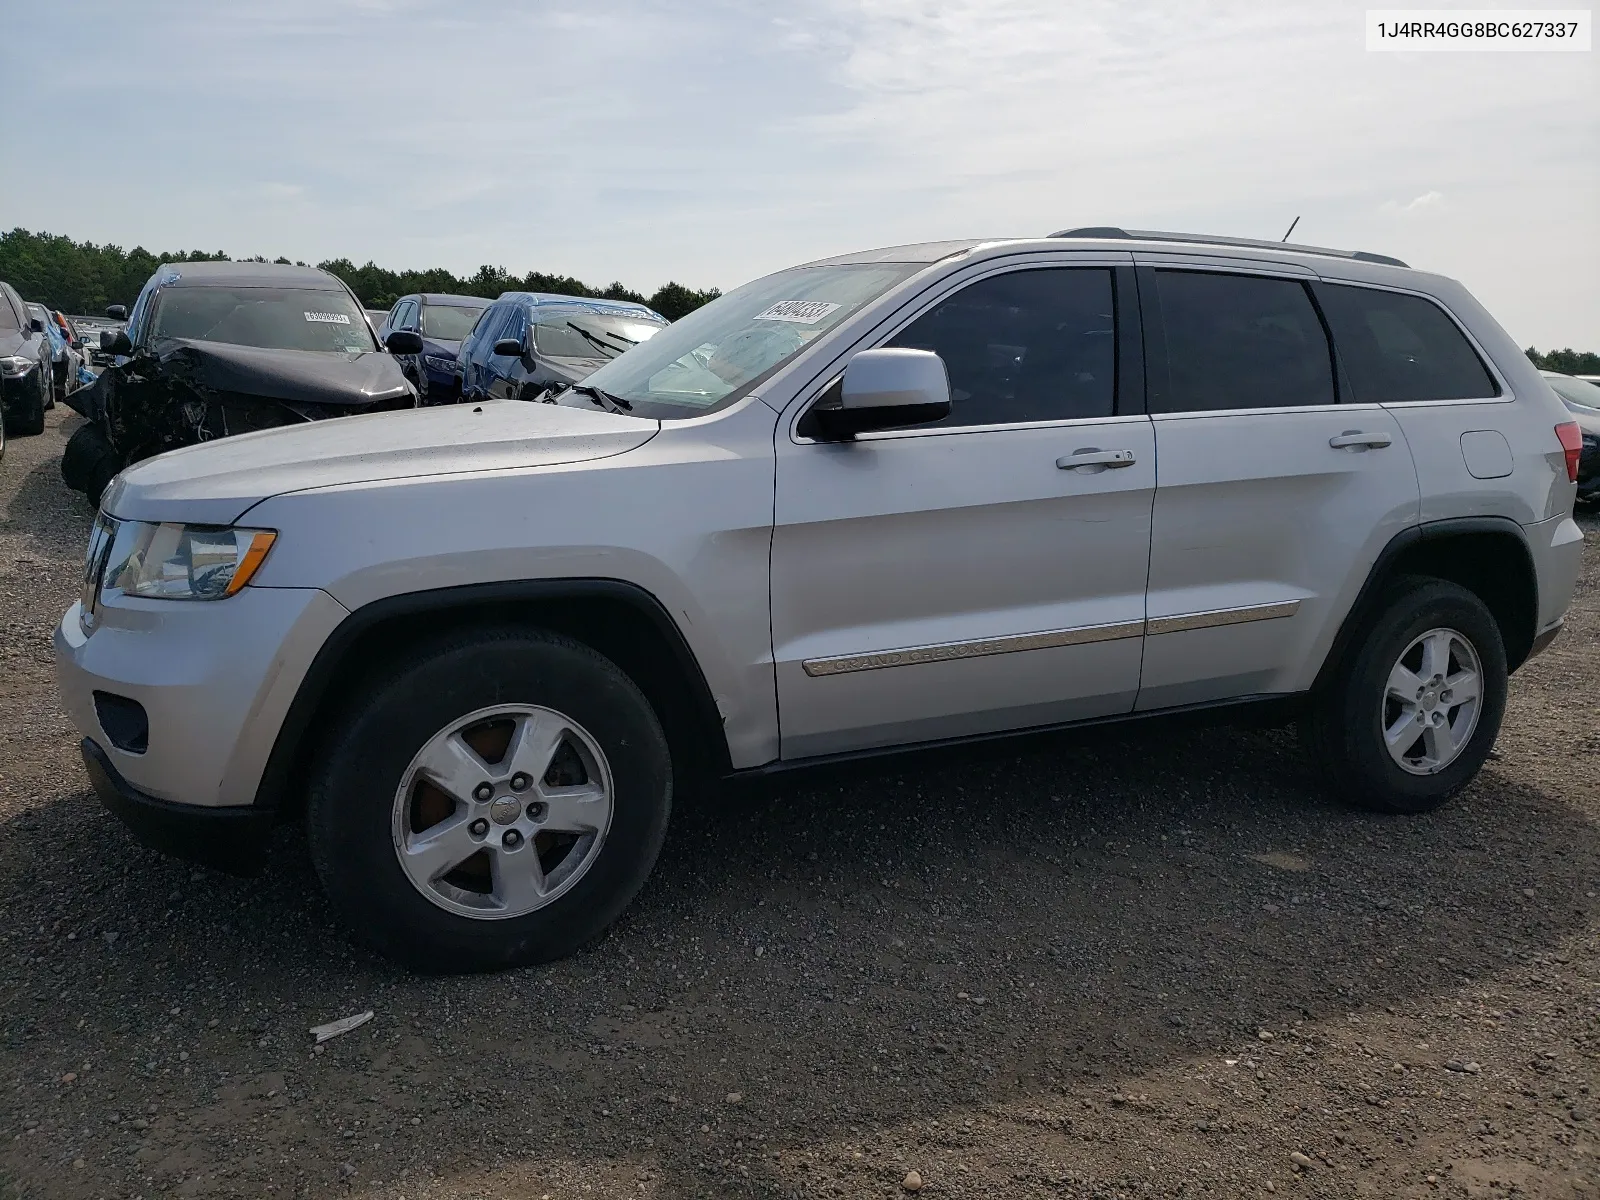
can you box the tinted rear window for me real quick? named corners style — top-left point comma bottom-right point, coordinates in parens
top-left (1318, 284), bottom-right (1497, 403)
top-left (1153, 271), bottom-right (1335, 412)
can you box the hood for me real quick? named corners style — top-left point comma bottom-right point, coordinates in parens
top-left (102, 398), bottom-right (660, 526)
top-left (421, 337), bottom-right (462, 359)
top-left (144, 338), bottom-right (414, 407)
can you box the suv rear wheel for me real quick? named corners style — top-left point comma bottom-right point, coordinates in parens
top-left (1305, 577), bottom-right (1506, 814)
top-left (308, 628), bottom-right (672, 972)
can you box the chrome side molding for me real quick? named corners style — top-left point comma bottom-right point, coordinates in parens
top-left (800, 601), bottom-right (1302, 677)
top-left (801, 619), bottom-right (1145, 677)
top-left (1144, 599), bottom-right (1301, 636)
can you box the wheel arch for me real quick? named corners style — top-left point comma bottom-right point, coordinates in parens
top-left (254, 578), bottom-right (731, 817)
top-left (1314, 517), bottom-right (1539, 694)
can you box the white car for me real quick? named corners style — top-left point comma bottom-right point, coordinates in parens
top-left (56, 228), bottom-right (1584, 972)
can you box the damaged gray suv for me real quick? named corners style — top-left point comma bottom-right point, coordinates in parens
top-left (56, 229), bottom-right (1586, 972)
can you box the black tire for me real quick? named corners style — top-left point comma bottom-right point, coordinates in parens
top-left (10, 367), bottom-right (46, 436)
top-left (1305, 577), bottom-right (1506, 814)
top-left (61, 422), bottom-right (124, 506)
top-left (308, 627), bottom-right (672, 973)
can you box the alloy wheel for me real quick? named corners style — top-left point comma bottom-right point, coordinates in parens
top-left (1380, 626), bottom-right (1483, 775)
top-left (391, 703), bottom-right (614, 919)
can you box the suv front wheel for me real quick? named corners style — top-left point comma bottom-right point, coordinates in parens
top-left (1305, 578), bottom-right (1507, 814)
top-left (308, 628), bottom-right (672, 972)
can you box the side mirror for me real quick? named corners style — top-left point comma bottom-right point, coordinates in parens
top-left (493, 337), bottom-right (526, 357)
top-left (106, 304), bottom-right (128, 320)
top-left (385, 329), bottom-right (424, 355)
top-left (29, 317), bottom-right (45, 333)
top-left (102, 330), bottom-right (133, 356)
top-left (71, 339), bottom-right (83, 350)
top-left (802, 348), bottom-right (951, 441)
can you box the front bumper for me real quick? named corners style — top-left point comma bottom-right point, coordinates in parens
top-left (54, 585), bottom-right (350, 810)
top-left (1, 363), bottom-right (40, 412)
top-left (82, 738), bottom-right (272, 875)
top-left (422, 360), bottom-right (461, 400)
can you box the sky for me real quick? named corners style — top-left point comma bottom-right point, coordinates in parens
top-left (2, 0), bottom-right (1595, 346)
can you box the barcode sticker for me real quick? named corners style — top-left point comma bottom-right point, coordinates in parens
top-left (751, 300), bottom-right (842, 325)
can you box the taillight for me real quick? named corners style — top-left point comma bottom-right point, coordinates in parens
top-left (1555, 422), bottom-right (1582, 483)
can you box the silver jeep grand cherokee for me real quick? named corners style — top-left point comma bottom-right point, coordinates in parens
top-left (56, 229), bottom-right (1586, 972)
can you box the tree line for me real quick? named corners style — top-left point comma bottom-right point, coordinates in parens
top-left (6, 228), bottom-right (1597, 368)
top-left (0, 228), bottom-right (722, 322)
top-left (1526, 346), bottom-right (1600, 376)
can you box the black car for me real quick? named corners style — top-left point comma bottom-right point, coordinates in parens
top-left (0, 281), bottom-right (55, 437)
top-left (381, 292), bottom-right (491, 403)
top-left (63, 261), bottom-right (420, 505)
top-left (1544, 371), bottom-right (1600, 505)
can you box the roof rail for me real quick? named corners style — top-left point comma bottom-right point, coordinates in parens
top-left (1046, 226), bottom-right (1408, 269)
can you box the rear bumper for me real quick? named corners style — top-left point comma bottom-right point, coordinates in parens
top-left (1525, 513), bottom-right (1585, 635)
top-left (83, 738), bottom-right (272, 875)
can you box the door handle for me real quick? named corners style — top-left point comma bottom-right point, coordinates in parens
top-left (1057, 448), bottom-right (1137, 470)
top-left (1328, 430), bottom-right (1392, 450)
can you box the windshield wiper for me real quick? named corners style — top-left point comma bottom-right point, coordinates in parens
top-left (565, 383), bottom-right (633, 411)
top-left (565, 322), bottom-right (622, 358)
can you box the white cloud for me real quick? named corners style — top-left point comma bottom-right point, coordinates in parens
top-left (0, 0), bottom-right (1594, 344)
top-left (1383, 190), bottom-right (1444, 214)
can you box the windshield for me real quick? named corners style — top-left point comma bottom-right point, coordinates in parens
top-left (570, 263), bottom-right (922, 418)
top-left (533, 312), bottom-right (666, 361)
top-left (149, 287), bottom-right (377, 353)
top-left (1547, 374), bottom-right (1600, 413)
top-left (421, 303), bottom-right (485, 341)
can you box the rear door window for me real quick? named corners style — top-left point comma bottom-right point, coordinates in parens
top-left (886, 267), bottom-right (1118, 427)
top-left (1317, 283), bottom-right (1498, 403)
top-left (1152, 271), bottom-right (1335, 413)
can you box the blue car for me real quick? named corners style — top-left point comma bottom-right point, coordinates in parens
top-left (458, 292), bottom-right (667, 402)
top-left (380, 293), bottom-right (491, 403)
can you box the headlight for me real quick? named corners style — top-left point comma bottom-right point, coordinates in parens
top-left (0, 355), bottom-right (33, 377)
top-left (423, 354), bottom-right (457, 370)
top-left (101, 521), bottom-right (277, 601)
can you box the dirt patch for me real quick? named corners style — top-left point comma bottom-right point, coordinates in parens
top-left (1, 406), bottom-right (1596, 1198)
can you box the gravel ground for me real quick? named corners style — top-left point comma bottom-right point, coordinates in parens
top-left (1, 406), bottom-right (1596, 1200)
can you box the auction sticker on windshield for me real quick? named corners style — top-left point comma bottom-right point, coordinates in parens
top-left (751, 301), bottom-right (843, 325)
top-left (304, 311), bottom-right (352, 324)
